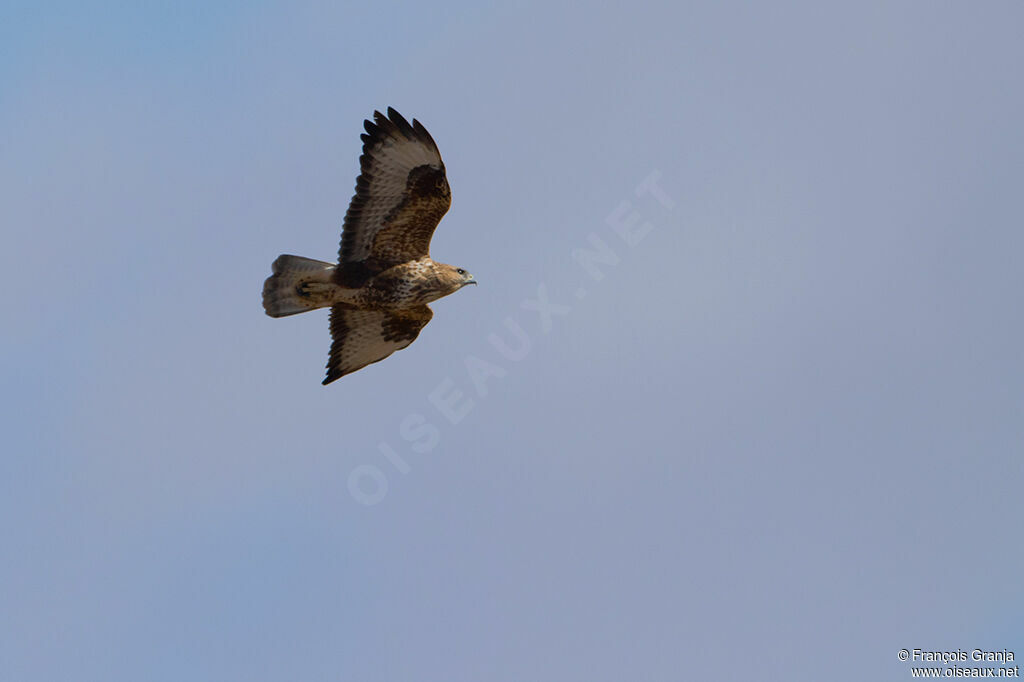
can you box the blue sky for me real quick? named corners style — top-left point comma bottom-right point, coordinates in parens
top-left (2, 2), bottom-right (1022, 680)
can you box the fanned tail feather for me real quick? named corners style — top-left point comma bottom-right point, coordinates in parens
top-left (262, 255), bottom-right (337, 318)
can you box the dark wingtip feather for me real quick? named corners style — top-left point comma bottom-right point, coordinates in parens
top-left (411, 118), bottom-right (439, 152)
top-left (323, 354), bottom-right (345, 385)
top-left (365, 107), bottom-right (439, 149)
top-left (386, 106), bottom-right (406, 127)
top-left (387, 107), bottom-right (415, 137)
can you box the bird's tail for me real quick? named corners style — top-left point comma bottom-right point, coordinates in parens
top-left (262, 255), bottom-right (337, 318)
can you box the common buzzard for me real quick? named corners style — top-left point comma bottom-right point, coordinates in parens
top-left (262, 108), bottom-right (475, 384)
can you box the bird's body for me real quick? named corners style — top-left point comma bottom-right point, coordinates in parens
top-left (262, 108), bottom-right (475, 384)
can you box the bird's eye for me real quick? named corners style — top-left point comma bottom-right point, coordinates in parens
top-left (456, 268), bottom-right (466, 275)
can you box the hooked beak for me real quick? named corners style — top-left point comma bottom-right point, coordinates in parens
top-left (464, 278), bottom-right (477, 287)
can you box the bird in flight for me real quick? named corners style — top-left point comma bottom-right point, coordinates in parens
top-left (262, 108), bottom-right (475, 384)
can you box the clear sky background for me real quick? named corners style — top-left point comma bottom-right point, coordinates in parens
top-left (2, 2), bottom-right (1022, 680)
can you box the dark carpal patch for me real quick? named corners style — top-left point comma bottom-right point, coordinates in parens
top-left (407, 164), bottom-right (450, 199)
top-left (381, 315), bottom-right (426, 343)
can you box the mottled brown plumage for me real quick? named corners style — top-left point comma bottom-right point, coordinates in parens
top-left (261, 108), bottom-right (475, 384)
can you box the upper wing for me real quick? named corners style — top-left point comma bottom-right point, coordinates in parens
top-left (323, 304), bottom-right (434, 384)
top-left (338, 108), bottom-right (451, 271)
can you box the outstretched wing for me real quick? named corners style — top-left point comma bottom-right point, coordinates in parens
top-left (338, 107), bottom-right (451, 273)
top-left (323, 304), bottom-right (434, 384)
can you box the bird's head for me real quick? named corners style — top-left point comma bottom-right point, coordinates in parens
top-left (436, 263), bottom-right (477, 294)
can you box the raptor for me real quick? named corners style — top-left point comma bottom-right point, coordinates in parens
top-left (262, 108), bottom-right (475, 384)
